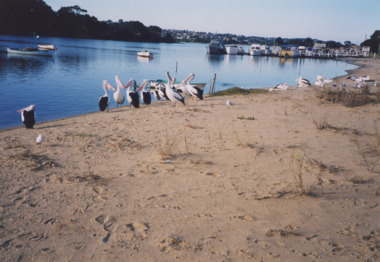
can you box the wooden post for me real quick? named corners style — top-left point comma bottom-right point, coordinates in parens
top-left (210, 73), bottom-right (216, 94)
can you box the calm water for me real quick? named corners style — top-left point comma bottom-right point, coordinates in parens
top-left (0, 35), bottom-right (356, 129)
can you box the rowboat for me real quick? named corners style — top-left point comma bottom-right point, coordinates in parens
top-left (7, 47), bottom-right (54, 57)
top-left (137, 50), bottom-right (153, 58)
top-left (38, 44), bottom-right (57, 50)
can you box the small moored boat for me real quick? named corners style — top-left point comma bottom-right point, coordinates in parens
top-left (137, 50), bottom-right (153, 58)
top-left (7, 47), bottom-right (54, 57)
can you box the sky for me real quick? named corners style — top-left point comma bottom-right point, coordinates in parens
top-left (43, 0), bottom-right (380, 44)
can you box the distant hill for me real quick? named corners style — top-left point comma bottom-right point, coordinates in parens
top-left (0, 0), bottom-right (175, 43)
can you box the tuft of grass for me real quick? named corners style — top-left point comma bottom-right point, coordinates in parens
top-left (210, 87), bottom-right (268, 97)
top-left (156, 134), bottom-right (179, 161)
top-left (353, 124), bottom-right (380, 174)
top-left (237, 116), bottom-right (255, 120)
top-left (318, 85), bottom-right (379, 107)
top-left (313, 115), bottom-right (329, 130)
top-left (290, 146), bottom-right (324, 196)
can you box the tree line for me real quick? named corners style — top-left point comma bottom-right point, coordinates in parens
top-left (0, 0), bottom-right (175, 43)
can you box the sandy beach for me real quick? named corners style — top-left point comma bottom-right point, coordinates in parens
top-left (1, 57), bottom-right (379, 261)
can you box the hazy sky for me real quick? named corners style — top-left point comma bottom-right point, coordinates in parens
top-left (43, 0), bottom-right (380, 44)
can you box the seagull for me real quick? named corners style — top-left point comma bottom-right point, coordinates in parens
top-left (181, 73), bottom-right (204, 100)
top-left (113, 76), bottom-right (125, 107)
top-left (165, 71), bottom-right (185, 106)
top-left (36, 134), bottom-right (44, 144)
top-left (17, 104), bottom-right (36, 128)
top-left (296, 77), bottom-right (311, 87)
top-left (122, 78), bottom-right (140, 108)
top-left (137, 79), bottom-right (151, 105)
top-left (99, 80), bottom-right (116, 111)
top-left (226, 100), bottom-right (233, 106)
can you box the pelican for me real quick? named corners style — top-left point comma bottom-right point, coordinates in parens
top-left (157, 83), bottom-right (169, 100)
top-left (152, 84), bottom-right (162, 101)
top-left (165, 71), bottom-right (185, 106)
top-left (122, 78), bottom-right (140, 108)
top-left (99, 80), bottom-right (116, 111)
top-left (317, 74), bottom-right (324, 81)
top-left (296, 77), bottom-right (311, 87)
top-left (181, 73), bottom-right (203, 100)
top-left (113, 76), bottom-right (125, 107)
top-left (137, 79), bottom-right (151, 105)
top-left (17, 104), bottom-right (36, 128)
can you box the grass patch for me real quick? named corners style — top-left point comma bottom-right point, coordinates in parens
top-left (237, 116), bottom-right (255, 120)
top-left (210, 87), bottom-right (268, 97)
top-left (290, 146), bottom-right (324, 196)
top-left (318, 85), bottom-right (379, 107)
top-left (156, 134), bottom-right (180, 161)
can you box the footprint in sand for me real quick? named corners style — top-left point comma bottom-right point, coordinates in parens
top-left (125, 222), bottom-right (150, 240)
top-left (94, 214), bottom-right (118, 243)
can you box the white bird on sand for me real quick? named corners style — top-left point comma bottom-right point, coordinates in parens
top-left (226, 100), bottom-right (233, 106)
top-left (165, 71), bottom-right (185, 106)
top-left (36, 134), bottom-right (44, 144)
top-left (296, 77), bottom-right (311, 87)
top-left (137, 79), bottom-right (151, 105)
top-left (113, 76), bottom-right (125, 107)
top-left (17, 104), bottom-right (36, 128)
top-left (270, 83), bottom-right (289, 92)
top-left (99, 80), bottom-right (116, 111)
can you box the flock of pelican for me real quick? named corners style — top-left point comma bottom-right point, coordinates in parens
top-left (17, 72), bottom-right (375, 130)
top-left (98, 71), bottom-right (204, 111)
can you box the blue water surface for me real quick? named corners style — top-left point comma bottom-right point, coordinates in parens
top-left (0, 35), bottom-right (357, 129)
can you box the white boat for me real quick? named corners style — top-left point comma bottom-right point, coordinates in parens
top-left (206, 39), bottom-right (226, 55)
top-left (38, 44), bottom-right (56, 50)
top-left (226, 45), bottom-right (239, 55)
top-left (7, 47), bottom-right (54, 57)
top-left (248, 44), bottom-right (261, 56)
top-left (237, 46), bottom-right (245, 55)
top-left (137, 50), bottom-right (153, 58)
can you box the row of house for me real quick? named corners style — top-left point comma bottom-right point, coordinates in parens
top-left (258, 43), bottom-right (371, 58)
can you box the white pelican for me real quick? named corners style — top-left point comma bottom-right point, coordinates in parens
top-left (270, 83), bottom-right (289, 92)
top-left (152, 85), bottom-right (162, 101)
top-left (296, 77), bottom-right (311, 87)
top-left (157, 83), bottom-right (169, 100)
top-left (113, 76), bottom-right (125, 107)
top-left (181, 73), bottom-right (204, 100)
top-left (137, 79), bottom-right (151, 105)
top-left (317, 74), bottom-right (324, 81)
top-left (17, 104), bottom-right (36, 128)
top-left (165, 71), bottom-right (185, 106)
top-left (121, 78), bottom-right (140, 108)
top-left (99, 80), bottom-right (116, 111)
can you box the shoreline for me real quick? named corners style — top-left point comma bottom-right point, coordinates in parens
top-left (1, 57), bottom-right (373, 133)
top-left (0, 57), bottom-right (379, 261)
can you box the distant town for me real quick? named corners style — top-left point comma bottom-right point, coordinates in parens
top-left (163, 29), bottom-right (375, 58)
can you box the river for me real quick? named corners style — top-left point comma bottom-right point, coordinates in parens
top-left (0, 35), bottom-right (356, 129)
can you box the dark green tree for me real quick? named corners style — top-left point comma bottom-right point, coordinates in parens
top-left (361, 30), bottom-right (380, 53)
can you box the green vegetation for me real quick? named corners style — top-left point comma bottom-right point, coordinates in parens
top-left (0, 0), bottom-right (175, 43)
top-left (210, 87), bottom-right (268, 96)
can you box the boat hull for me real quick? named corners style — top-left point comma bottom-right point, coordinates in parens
top-left (7, 48), bottom-right (54, 57)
